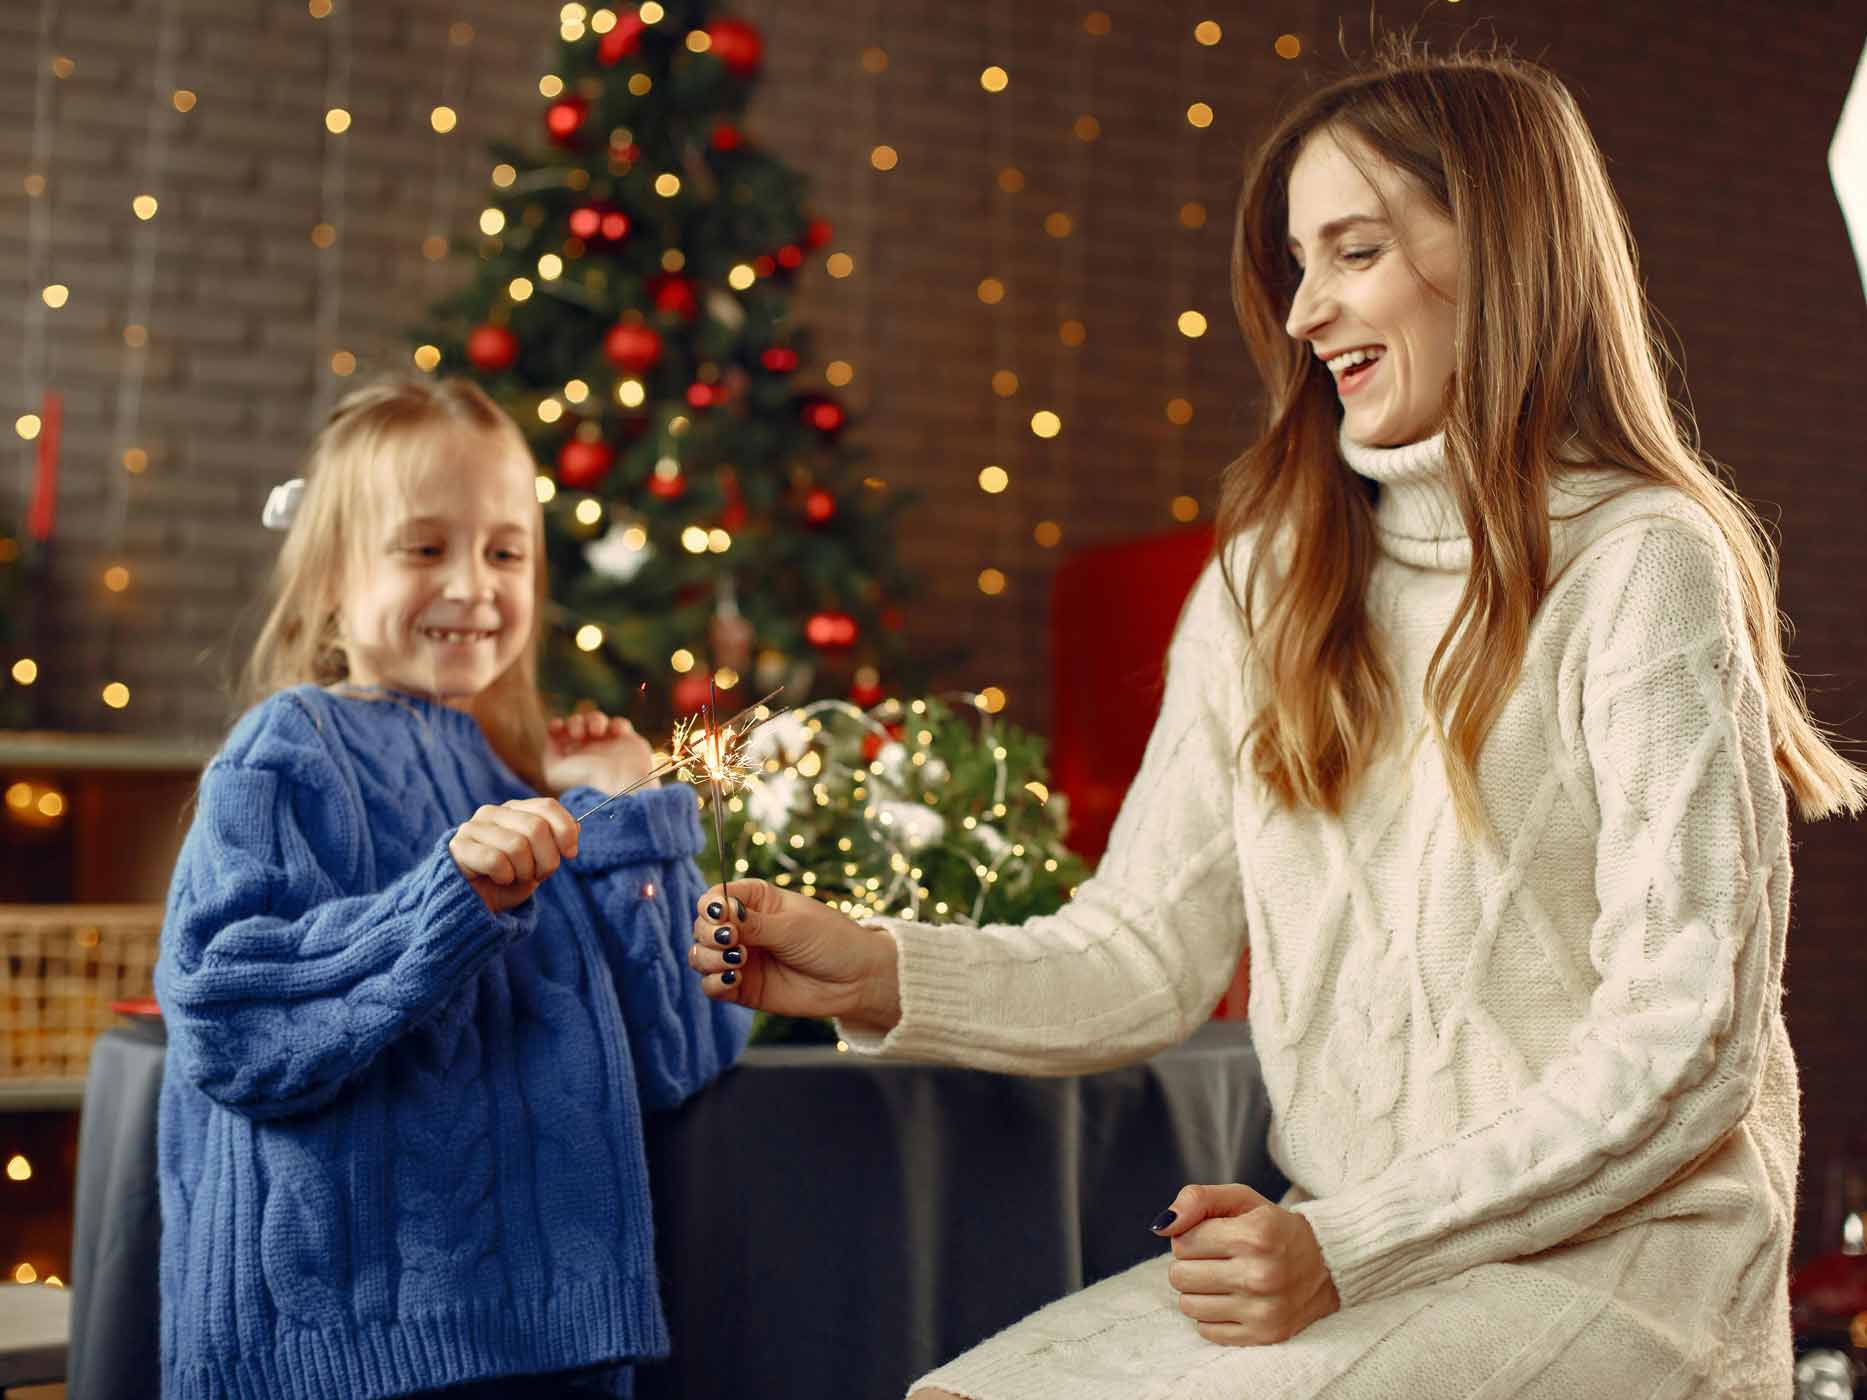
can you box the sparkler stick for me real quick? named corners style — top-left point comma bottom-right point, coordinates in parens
top-left (705, 677), bottom-right (732, 919)
top-left (569, 685), bottom-right (781, 826)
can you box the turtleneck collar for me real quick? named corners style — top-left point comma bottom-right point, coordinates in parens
top-left (1336, 422), bottom-right (1469, 572)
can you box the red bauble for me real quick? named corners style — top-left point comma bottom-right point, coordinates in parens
top-left (465, 323), bottom-right (518, 373)
top-left (753, 254), bottom-right (776, 277)
top-left (603, 321), bottom-right (662, 374)
top-left (672, 670), bottom-right (713, 715)
top-left (805, 610), bottom-right (859, 650)
top-left (647, 467), bottom-right (686, 500)
top-left (706, 18), bottom-right (764, 76)
top-left (803, 488), bottom-right (835, 525)
top-left (545, 97), bottom-right (588, 146)
top-left (686, 381), bottom-right (721, 409)
top-left (849, 676), bottom-right (886, 709)
top-left (760, 346), bottom-right (799, 373)
top-left (649, 273), bottom-right (698, 319)
top-left (801, 397), bottom-right (846, 435)
top-left (710, 122), bottom-right (743, 153)
top-left (803, 217), bottom-right (833, 249)
top-left (860, 722), bottom-right (903, 762)
top-left (570, 205), bottom-right (631, 243)
top-left (776, 244), bottom-right (803, 270)
top-left (557, 438), bottom-right (615, 491)
top-left (596, 9), bottom-right (648, 65)
top-left (881, 605), bottom-right (906, 631)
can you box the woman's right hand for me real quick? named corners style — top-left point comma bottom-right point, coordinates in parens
top-left (689, 879), bottom-right (901, 1032)
top-left (448, 797), bottom-right (579, 914)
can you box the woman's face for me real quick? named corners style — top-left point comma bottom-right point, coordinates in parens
top-left (1284, 130), bottom-right (1460, 448)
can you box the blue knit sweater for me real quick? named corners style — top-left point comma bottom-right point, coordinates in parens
top-left (154, 685), bottom-right (751, 1400)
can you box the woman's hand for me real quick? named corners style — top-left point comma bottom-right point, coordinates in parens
top-left (448, 797), bottom-right (579, 914)
top-left (543, 709), bottom-right (657, 796)
top-left (688, 878), bottom-right (901, 1031)
top-left (1155, 1183), bottom-right (1340, 1346)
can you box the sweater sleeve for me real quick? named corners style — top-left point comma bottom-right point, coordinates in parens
top-left (559, 782), bottom-right (753, 1110)
top-left (836, 557), bottom-right (1251, 1073)
top-left (156, 707), bottom-right (535, 1121)
top-left (1292, 522), bottom-right (1790, 1305)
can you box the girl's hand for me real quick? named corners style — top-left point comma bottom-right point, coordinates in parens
top-left (543, 709), bottom-right (657, 796)
top-left (687, 878), bottom-right (902, 1031)
top-left (449, 797), bottom-right (579, 914)
top-left (1155, 1183), bottom-right (1340, 1346)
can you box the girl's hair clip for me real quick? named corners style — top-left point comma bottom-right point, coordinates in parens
top-left (262, 478), bottom-right (305, 531)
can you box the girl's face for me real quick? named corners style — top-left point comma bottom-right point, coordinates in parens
top-left (1283, 130), bottom-right (1461, 448)
top-left (339, 428), bottom-right (537, 707)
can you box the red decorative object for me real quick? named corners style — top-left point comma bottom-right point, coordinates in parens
top-left (545, 97), bottom-right (588, 146)
top-left (596, 8), bottom-right (648, 65)
top-left (776, 244), bottom-right (803, 270)
top-left (803, 488), bottom-right (835, 525)
top-left (803, 217), bottom-right (833, 249)
top-left (571, 205), bottom-right (631, 243)
top-left (753, 254), bottom-right (776, 278)
top-left (649, 273), bottom-right (698, 319)
top-left (672, 670), bottom-right (714, 714)
top-left (860, 722), bottom-right (903, 763)
top-left (881, 606), bottom-right (905, 631)
top-left (27, 389), bottom-right (60, 543)
top-left (705, 17), bottom-right (764, 77)
top-left (466, 323), bottom-right (519, 372)
top-left (710, 122), bottom-right (743, 153)
top-left (603, 321), bottom-right (662, 374)
top-left (760, 346), bottom-right (799, 373)
top-left (804, 610), bottom-right (858, 650)
top-left (800, 397), bottom-right (846, 435)
top-left (717, 468), bottom-right (746, 531)
top-left (686, 381), bottom-right (720, 409)
top-left (557, 438), bottom-right (615, 491)
top-left (849, 675), bottom-right (885, 709)
top-left (647, 466), bottom-right (686, 500)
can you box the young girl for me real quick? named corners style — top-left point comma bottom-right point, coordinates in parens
top-left (155, 376), bottom-right (750, 1400)
top-left (687, 40), bottom-right (1865, 1400)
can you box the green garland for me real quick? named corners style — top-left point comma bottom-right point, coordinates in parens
top-left (705, 694), bottom-right (1091, 1043)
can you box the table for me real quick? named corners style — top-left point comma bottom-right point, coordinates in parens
top-left (71, 1021), bottom-right (1280, 1400)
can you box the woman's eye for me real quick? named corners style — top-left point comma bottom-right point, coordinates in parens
top-left (1342, 247), bottom-right (1379, 264)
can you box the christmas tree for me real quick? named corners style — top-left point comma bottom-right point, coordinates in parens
top-left (417, 1), bottom-right (920, 722)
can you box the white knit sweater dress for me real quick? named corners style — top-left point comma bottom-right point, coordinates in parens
top-left (842, 427), bottom-right (1799, 1400)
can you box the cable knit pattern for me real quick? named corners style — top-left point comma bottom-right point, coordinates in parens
top-left (155, 685), bottom-right (752, 1400)
top-left (854, 429), bottom-right (1798, 1399)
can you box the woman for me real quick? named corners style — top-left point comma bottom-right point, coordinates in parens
top-left (688, 39), bottom-right (1863, 1399)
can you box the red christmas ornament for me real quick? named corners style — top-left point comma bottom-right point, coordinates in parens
top-left (801, 397), bottom-right (846, 435)
top-left (804, 217), bottom-right (833, 249)
top-left (805, 610), bottom-right (859, 650)
top-left (850, 675), bottom-right (886, 709)
top-left (753, 254), bottom-right (777, 278)
top-left (760, 346), bottom-right (799, 373)
top-left (803, 488), bottom-right (835, 525)
top-left (647, 466), bottom-right (686, 500)
top-left (860, 722), bottom-right (904, 762)
top-left (604, 321), bottom-right (662, 374)
top-left (596, 8), bottom-right (648, 65)
top-left (776, 244), bottom-right (804, 271)
top-left (718, 471), bottom-right (747, 531)
top-left (556, 438), bottom-right (615, 491)
top-left (685, 381), bottom-right (720, 410)
top-left (649, 273), bottom-right (698, 319)
top-left (705, 18), bottom-right (764, 77)
top-left (710, 122), bottom-right (743, 153)
top-left (545, 97), bottom-right (588, 146)
top-left (466, 323), bottom-right (518, 373)
top-left (672, 670), bottom-right (713, 715)
top-left (570, 205), bottom-right (631, 243)
top-left (882, 606), bottom-right (906, 632)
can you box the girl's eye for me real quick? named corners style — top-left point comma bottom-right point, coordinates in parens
top-left (493, 548), bottom-right (525, 564)
top-left (401, 543), bottom-right (443, 558)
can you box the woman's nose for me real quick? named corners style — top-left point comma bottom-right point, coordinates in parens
top-left (1284, 272), bottom-right (1331, 343)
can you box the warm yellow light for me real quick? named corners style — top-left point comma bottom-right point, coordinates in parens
top-left (412, 344), bottom-right (441, 372)
top-left (870, 145), bottom-right (899, 172)
top-left (480, 207), bottom-right (506, 235)
top-left (1186, 102), bottom-right (1214, 129)
top-left (330, 350), bottom-right (356, 376)
top-left (861, 46), bottom-right (888, 73)
top-left (826, 360), bottom-right (853, 387)
top-left (574, 498), bottom-right (603, 526)
top-left (132, 194), bottom-right (158, 220)
top-left (707, 528), bottom-right (732, 553)
top-left (123, 323), bottom-right (149, 347)
top-left (23, 173), bottom-right (46, 197)
top-left (1195, 20), bottom-right (1223, 44)
top-left (5, 782), bottom-right (31, 808)
top-left (492, 163), bottom-right (517, 188)
top-left (639, 1), bottom-right (664, 20)
top-left (430, 106), bottom-right (457, 133)
top-left (1171, 495), bottom-right (1200, 523)
top-left (15, 415), bottom-right (41, 441)
top-left (43, 1276), bottom-right (62, 1289)
top-left (1178, 310), bottom-right (1208, 337)
top-left (561, 21), bottom-right (586, 42)
top-left (4, 1155), bottom-right (28, 1181)
top-left (977, 686), bottom-right (1007, 714)
top-left (563, 378), bottom-right (589, 403)
top-left (308, 0), bottom-right (332, 15)
top-left (1044, 211), bottom-right (1073, 238)
top-left (103, 565), bottom-right (130, 592)
top-left (1166, 397), bottom-right (1194, 425)
top-left (681, 526), bottom-right (710, 554)
top-left (991, 370), bottom-right (1019, 397)
top-left (1275, 33), bottom-right (1302, 59)
top-left (977, 277), bottom-right (1005, 305)
top-left (591, 10), bottom-right (617, 34)
top-left (616, 379), bottom-right (646, 408)
top-left (714, 666), bottom-right (740, 689)
top-left (422, 235), bottom-right (447, 260)
top-left (14, 1263), bottom-right (37, 1285)
top-left (42, 284), bottom-right (68, 309)
top-left (539, 75), bottom-right (564, 98)
top-left (978, 465), bottom-right (1009, 494)
top-left (978, 569), bottom-right (1007, 596)
top-left (575, 624), bottom-right (603, 652)
top-left (1033, 521), bottom-right (1062, 548)
top-left (660, 249), bottom-right (685, 271)
top-left (122, 447), bottom-right (148, 473)
top-left (655, 173), bottom-right (681, 197)
top-left (671, 648), bottom-right (696, 673)
top-left (325, 108), bottom-right (351, 134)
top-left (309, 222), bottom-right (337, 249)
top-left (1030, 410), bottom-right (1061, 438)
top-left (10, 658), bottom-right (37, 685)
top-left (535, 475), bottom-right (557, 504)
top-left (1084, 11), bottom-right (1110, 35)
top-left (728, 263), bottom-right (756, 290)
top-left (1073, 115), bottom-right (1100, 142)
top-left (980, 65), bottom-right (1009, 92)
top-left (686, 29), bottom-right (711, 52)
top-left (1180, 201), bottom-right (1207, 229)
top-left (1059, 320), bottom-right (1086, 347)
top-left (172, 89), bottom-right (197, 112)
top-left (508, 277), bottom-right (533, 302)
top-left (102, 682), bottom-right (130, 710)
top-left (622, 525), bottom-right (647, 550)
top-left (37, 791), bottom-right (63, 818)
top-left (51, 56), bottom-right (74, 77)
top-left (560, 3), bottom-right (587, 20)
top-left (997, 167), bottom-right (1024, 193)
top-left (537, 398), bottom-right (564, 425)
top-left (628, 73), bottom-right (653, 96)
top-left (825, 252), bottom-right (854, 278)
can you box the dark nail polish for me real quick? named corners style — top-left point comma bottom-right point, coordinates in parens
top-left (721, 969), bottom-right (738, 986)
top-left (713, 926), bottom-right (734, 946)
top-left (1149, 1209), bottom-right (1177, 1232)
top-left (734, 898), bottom-right (747, 922)
top-left (706, 901), bottom-right (723, 921)
top-left (722, 947), bottom-right (743, 966)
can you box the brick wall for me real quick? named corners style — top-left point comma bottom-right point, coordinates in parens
top-left (3, 0), bottom-right (1864, 1264)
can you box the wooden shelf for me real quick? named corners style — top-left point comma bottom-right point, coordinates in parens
top-left (0, 730), bottom-right (212, 773)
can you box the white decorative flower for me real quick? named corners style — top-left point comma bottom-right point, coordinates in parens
top-left (921, 757), bottom-right (950, 787)
top-left (874, 799), bottom-right (946, 852)
top-left (746, 771), bottom-right (804, 833)
top-left (744, 709), bottom-right (811, 765)
top-left (876, 741), bottom-right (911, 786)
top-left (972, 823), bottom-right (1010, 860)
top-left (584, 524), bottom-right (652, 582)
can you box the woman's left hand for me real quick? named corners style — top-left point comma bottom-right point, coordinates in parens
top-left (543, 709), bottom-right (658, 796)
top-left (1156, 1182), bottom-right (1340, 1346)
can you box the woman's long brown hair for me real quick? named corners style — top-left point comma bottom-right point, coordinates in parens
top-left (1218, 34), bottom-right (1866, 828)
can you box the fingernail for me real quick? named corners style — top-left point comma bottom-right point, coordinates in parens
top-left (706, 901), bottom-right (723, 921)
top-left (722, 947), bottom-right (743, 965)
top-left (721, 969), bottom-right (738, 987)
top-left (1149, 1209), bottom-right (1177, 1232)
top-left (713, 926), bottom-right (734, 946)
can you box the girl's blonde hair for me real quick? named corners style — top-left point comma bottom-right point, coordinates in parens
top-left (241, 375), bottom-right (550, 791)
top-left (1219, 35), bottom-right (1866, 828)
